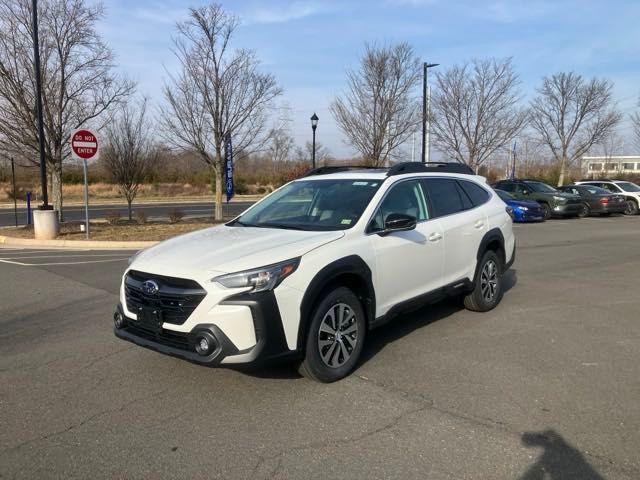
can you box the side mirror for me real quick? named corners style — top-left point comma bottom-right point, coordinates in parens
top-left (380, 213), bottom-right (417, 235)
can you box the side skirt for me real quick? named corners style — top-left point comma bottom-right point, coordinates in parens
top-left (370, 279), bottom-right (473, 330)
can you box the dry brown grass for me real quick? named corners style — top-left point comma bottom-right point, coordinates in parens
top-left (0, 218), bottom-right (228, 242)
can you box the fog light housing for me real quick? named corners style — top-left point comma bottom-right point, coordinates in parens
top-left (113, 311), bottom-right (125, 329)
top-left (194, 332), bottom-right (216, 356)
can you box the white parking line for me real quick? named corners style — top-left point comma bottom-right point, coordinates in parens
top-left (0, 257), bottom-right (128, 266)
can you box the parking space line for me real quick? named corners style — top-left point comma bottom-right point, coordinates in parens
top-left (0, 257), bottom-right (128, 266)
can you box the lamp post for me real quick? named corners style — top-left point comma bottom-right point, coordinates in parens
top-left (31, 0), bottom-right (49, 209)
top-left (421, 62), bottom-right (439, 163)
top-left (310, 113), bottom-right (319, 168)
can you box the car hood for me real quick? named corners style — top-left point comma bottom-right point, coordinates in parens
top-left (131, 225), bottom-right (345, 279)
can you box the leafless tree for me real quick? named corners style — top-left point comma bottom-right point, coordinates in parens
top-left (0, 0), bottom-right (134, 218)
top-left (330, 42), bottom-right (421, 167)
top-left (268, 127), bottom-right (294, 164)
top-left (101, 98), bottom-right (156, 221)
top-left (431, 58), bottom-right (528, 172)
top-left (295, 141), bottom-right (332, 167)
top-left (632, 96), bottom-right (640, 151)
top-left (160, 4), bottom-right (282, 220)
top-left (529, 72), bottom-right (621, 186)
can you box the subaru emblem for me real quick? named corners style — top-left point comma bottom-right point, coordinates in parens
top-left (142, 280), bottom-right (159, 295)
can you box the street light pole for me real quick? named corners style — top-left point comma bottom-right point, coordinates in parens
top-left (310, 113), bottom-right (319, 169)
top-left (421, 62), bottom-right (439, 163)
top-left (31, 0), bottom-right (49, 210)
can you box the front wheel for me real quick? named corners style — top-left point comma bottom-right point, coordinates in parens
top-left (541, 203), bottom-right (552, 220)
top-left (464, 250), bottom-right (503, 312)
top-left (298, 287), bottom-right (366, 383)
top-left (624, 199), bottom-right (639, 215)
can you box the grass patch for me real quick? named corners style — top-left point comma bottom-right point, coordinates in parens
top-left (0, 218), bottom-right (229, 242)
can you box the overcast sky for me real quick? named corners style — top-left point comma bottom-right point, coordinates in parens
top-left (97, 0), bottom-right (640, 158)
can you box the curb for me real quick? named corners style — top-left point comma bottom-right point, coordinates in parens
top-left (0, 195), bottom-right (263, 209)
top-left (0, 235), bottom-right (157, 250)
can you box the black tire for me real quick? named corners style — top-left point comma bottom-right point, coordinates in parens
top-left (624, 199), bottom-right (639, 215)
top-left (298, 287), bottom-right (366, 383)
top-left (464, 250), bottom-right (503, 312)
top-left (540, 203), bottom-right (552, 220)
top-left (578, 203), bottom-right (590, 218)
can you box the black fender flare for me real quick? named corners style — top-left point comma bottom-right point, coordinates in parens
top-left (297, 255), bottom-right (375, 349)
top-left (473, 228), bottom-right (506, 282)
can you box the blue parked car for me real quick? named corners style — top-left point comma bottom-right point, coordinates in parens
top-left (495, 189), bottom-right (545, 222)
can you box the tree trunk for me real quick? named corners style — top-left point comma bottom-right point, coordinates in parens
top-left (557, 157), bottom-right (566, 186)
top-left (215, 168), bottom-right (223, 221)
top-left (127, 198), bottom-right (133, 222)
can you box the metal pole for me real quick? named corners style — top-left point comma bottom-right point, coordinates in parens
top-left (31, 0), bottom-right (49, 210)
top-left (82, 159), bottom-right (89, 239)
top-left (26, 192), bottom-right (32, 225)
top-left (421, 63), bottom-right (427, 163)
top-left (11, 158), bottom-right (18, 227)
top-left (426, 85), bottom-right (432, 163)
top-left (411, 132), bottom-right (415, 162)
top-left (312, 127), bottom-right (317, 169)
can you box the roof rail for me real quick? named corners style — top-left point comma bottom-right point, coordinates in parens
top-left (387, 162), bottom-right (474, 176)
top-left (303, 165), bottom-right (384, 177)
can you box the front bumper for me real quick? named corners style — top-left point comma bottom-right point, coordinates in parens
top-left (551, 203), bottom-right (582, 217)
top-left (114, 290), bottom-right (296, 367)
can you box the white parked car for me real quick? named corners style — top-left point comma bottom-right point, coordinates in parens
top-left (114, 163), bottom-right (516, 382)
top-left (574, 179), bottom-right (640, 215)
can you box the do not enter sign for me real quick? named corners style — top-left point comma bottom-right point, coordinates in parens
top-left (71, 129), bottom-right (99, 160)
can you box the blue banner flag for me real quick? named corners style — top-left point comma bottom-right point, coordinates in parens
top-left (224, 132), bottom-right (234, 203)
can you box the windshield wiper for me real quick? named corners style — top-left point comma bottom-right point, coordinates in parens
top-left (229, 219), bottom-right (260, 227)
top-left (259, 223), bottom-right (310, 231)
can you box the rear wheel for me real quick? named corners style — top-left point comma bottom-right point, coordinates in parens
top-left (298, 287), bottom-right (366, 383)
top-left (464, 250), bottom-right (503, 312)
top-left (578, 203), bottom-right (590, 218)
top-left (624, 199), bottom-right (639, 215)
top-left (540, 203), bottom-right (552, 220)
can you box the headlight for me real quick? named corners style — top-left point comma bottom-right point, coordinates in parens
top-left (553, 196), bottom-right (567, 203)
top-left (212, 258), bottom-right (300, 293)
top-left (517, 206), bottom-right (529, 211)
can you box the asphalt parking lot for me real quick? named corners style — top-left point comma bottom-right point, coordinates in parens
top-left (1, 216), bottom-right (639, 479)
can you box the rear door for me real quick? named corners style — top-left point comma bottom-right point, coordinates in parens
top-left (422, 178), bottom-right (488, 285)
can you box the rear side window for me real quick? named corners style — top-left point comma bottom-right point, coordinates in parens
top-left (422, 178), bottom-right (466, 217)
top-left (459, 180), bottom-right (490, 207)
top-left (498, 181), bottom-right (515, 192)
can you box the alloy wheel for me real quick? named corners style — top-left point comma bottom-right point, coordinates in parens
top-left (480, 260), bottom-right (499, 302)
top-left (317, 303), bottom-right (358, 368)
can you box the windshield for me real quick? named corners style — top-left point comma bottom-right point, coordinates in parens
top-left (496, 190), bottom-right (515, 201)
top-left (616, 181), bottom-right (640, 192)
top-left (231, 179), bottom-right (382, 231)
top-left (525, 181), bottom-right (557, 193)
top-left (584, 186), bottom-right (611, 195)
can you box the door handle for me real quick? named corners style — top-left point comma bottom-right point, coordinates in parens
top-left (428, 232), bottom-right (443, 242)
top-left (474, 220), bottom-right (485, 229)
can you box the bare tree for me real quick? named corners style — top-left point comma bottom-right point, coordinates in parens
top-left (431, 58), bottom-right (528, 172)
top-left (330, 42), bottom-right (421, 167)
top-left (0, 0), bottom-right (134, 218)
top-left (295, 141), bottom-right (332, 166)
top-left (632, 96), bottom-right (640, 151)
top-left (101, 99), bottom-right (155, 221)
top-left (160, 4), bottom-right (282, 220)
top-left (530, 72), bottom-right (621, 186)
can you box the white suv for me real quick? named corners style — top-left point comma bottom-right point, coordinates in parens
top-left (574, 180), bottom-right (640, 215)
top-left (114, 163), bottom-right (516, 382)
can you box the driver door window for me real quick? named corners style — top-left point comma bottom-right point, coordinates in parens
top-left (369, 180), bottom-right (429, 232)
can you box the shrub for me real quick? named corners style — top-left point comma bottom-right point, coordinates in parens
top-left (135, 209), bottom-right (148, 225)
top-left (168, 208), bottom-right (185, 224)
top-left (105, 210), bottom-right (121, 225)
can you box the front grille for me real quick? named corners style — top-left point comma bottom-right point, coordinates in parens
top-left (124, 321), bottom-right (192, 351)
top-left (125, 270), bottom-right (207, 325)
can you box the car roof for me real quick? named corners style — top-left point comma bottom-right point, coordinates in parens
top-left (300, 170), bottom-right (487, 183)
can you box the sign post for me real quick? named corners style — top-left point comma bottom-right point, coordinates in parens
top-left (71, 129), bottom-right (99, 239)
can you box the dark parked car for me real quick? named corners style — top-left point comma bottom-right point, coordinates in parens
top-left (495, 189), bottom-right (545, 222)
top-left (492, 179), bottom-right (582, 219)
top-left (557, 185), bottom-right (627, 217)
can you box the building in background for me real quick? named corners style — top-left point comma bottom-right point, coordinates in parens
top-left (581, 156), bottom-right (640, 177)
